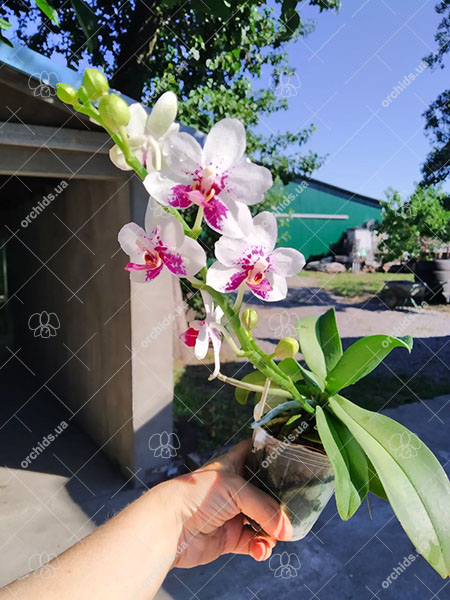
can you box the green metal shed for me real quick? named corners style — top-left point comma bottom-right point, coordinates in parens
top-left (276, 177), bottom-right (382, 261)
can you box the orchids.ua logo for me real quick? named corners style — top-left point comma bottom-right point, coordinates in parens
top-left (148, 431), bottom-right (181, 459)
top-left (269, 551), bottom-right (301, 579)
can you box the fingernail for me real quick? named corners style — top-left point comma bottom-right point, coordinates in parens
top-left (252, 540), bottom-right (270, 561)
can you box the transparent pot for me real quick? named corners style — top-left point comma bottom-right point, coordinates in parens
top-left (245, 426), bottom-right (335, 541)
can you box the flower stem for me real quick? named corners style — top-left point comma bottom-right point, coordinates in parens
top-left (232, 284), bottom-right (245, 311)
top-left (217, 325), bottom-right (245, 357)
top-left (190, 280), bottom-right (315, 415)
top-left (192, 206), bottom-right (204, 238)
top-left (212, 372), bottom-right (293, 398)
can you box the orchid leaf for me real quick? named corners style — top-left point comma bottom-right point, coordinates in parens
top-left (329, 394), bottom-right (450, 578)
top-left (277, 357), bottom-right (303, 382)
top-left (367, 457), bottom-right (388, 501)
top-left (234, 371), bottom-right (266, 405)
top-left (296, 308), bottom-right (342, 379)
top-left (0, 18), bottom-right (12, 30)
top-left (316, 406), bottom-right (368, 520)
top-left (326, 335), bottom-right (413, 395)
top-left (33, 0), bottom-right (59, 25)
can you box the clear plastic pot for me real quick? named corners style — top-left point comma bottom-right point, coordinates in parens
top-left (245, 426), bottom-right (335, 541)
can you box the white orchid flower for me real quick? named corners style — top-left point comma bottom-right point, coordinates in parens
top-left (206, 211), bottom-right (305, 302)
top-left (110, 92), bottom-right (179, 171)
top-left (144, 118), bottom-right (273, 238)
top-left (118, 199), bottom-right (206, 282)
top-left (180, 291), bottom-right (224, 378)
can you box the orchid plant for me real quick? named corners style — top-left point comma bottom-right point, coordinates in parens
top-left (57, 70), bottom-right (450, 579)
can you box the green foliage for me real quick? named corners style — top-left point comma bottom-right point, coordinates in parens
top-left (1, 0), bottom-right (335, 186)
top-left (377, 185), bottom-right (450, 263)
top-left (330, 394), bottom-right (450, 579)
top-left (422, 1), bottom-right (450, 183)
top-left (316, 406), bottom-right (368, 520)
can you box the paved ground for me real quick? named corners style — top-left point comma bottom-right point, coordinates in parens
top-left (1, 277), bottom-right (449, 598)
top-left (1, 375), bottom-right (448, 598)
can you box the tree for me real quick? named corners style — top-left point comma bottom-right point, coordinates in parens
top-left (1, 0), bottom-right (338, 184)
top-left (422, 1), bottom-right (450, 184)
top-left (377, 185), bottom-right (450, 263)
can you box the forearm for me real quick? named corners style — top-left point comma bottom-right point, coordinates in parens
top-left (1, 483), bottom-right (181, 600)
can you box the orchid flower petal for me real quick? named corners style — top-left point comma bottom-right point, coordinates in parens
top-left (206, 262), bottom-right (247, 293)
top-left (203, 196), bottom-right (249, 238)
top-left (209, 329), bottom-right (222, 378)
top-left (126, 103), bottom-right (147, 138)
top-left (221, 160), bottom-right (273, 206)
top-left (118, 222), bottom-right (149, 262)
top-left (145, 91), bottom-right (177, 139)
top-left (270, 247), bottom-right (306, 277)
top-left (145, 199), bottom-right (185, 249)
top-left (200, 290), bottom-right (214, 315)
top-left (194, 326), bottom-right (209, 360)
top-left (162, 132), bottom-right (203, 183)
top-left (252, 211), bottom-right (278, 253)
top-left (175, 236), bottom-right (207, 277)
top-left (214, 236), bottom-right (249, 267)
top-left (202, 118), bottom-right (246, 172)
top-left (253, 271), bottom-right (287, 302)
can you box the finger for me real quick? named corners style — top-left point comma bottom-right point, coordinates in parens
top-left (222, 517), bottom-right (276, 562)
top-left (229, 476), bottom-right (292, 541)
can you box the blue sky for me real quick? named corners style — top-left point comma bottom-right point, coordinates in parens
top-left (259, 0), bottom-right (450, 200)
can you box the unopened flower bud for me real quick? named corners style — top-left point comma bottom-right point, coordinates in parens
top-left (98, 94), bottom-right (130, 132)
top-left (56, 83), bottom-right (78, 105)
top-left (146, 91), bottom-right (178, 138)
top-left (242, 308), bottom-right (258, 332)
top-left (83, 69), bottom-right (109, 101)
top-left (274, 337), bottom-right (299, 359)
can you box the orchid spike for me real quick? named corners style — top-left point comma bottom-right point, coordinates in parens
top-left (110, 92), bottom-right (179, 171)
top-left (180, 291), bottom-right (224, 378)
top-left (118, 199), bottom-right (206, 282)
top-left (206, 211), bottom-right (305, 301)
top-left (144, 118), bottom-right (273, 238)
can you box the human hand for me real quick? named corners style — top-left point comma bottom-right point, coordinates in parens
top-left (158, 440), bottom-right (292, 569)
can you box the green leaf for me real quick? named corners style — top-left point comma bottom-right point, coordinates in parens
top-left (296, 308), bottom-right (342, 379)
top-left (367, 457), bottom-right (388, 501)
top-left (329, 395), bottom-right (450, 578)
top-left (33, 0), bottom-right (59, 25)
top-left (70, 0), bottom-right (99, 54)
top-left (326, 335), bottom-right (413, 395)
top-left (277, 357), bottom-right (303, 382)
top-left (234, 371), bottom-right (266, 405)
top-left (0, 18), bottom-right (12, 30)
top-left (316, 406), bottom-right (367, 520)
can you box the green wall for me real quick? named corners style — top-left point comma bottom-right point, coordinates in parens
top-left (277, 179), bottom-right (382, 260)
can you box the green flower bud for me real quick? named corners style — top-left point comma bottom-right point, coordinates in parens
top-left (56, 83), bottom-right (78, 105)
top-left (98, 94), bottom-right (130, 132)
top-left (83, 69), bottom-right (109, 101)
top-left (274, 337), bottom-right (299, 359)
top-left (242, 308), bottom-right (258, 332)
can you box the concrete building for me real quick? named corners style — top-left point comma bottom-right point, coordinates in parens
top-left (0, 42), bottom-right (176, 478)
